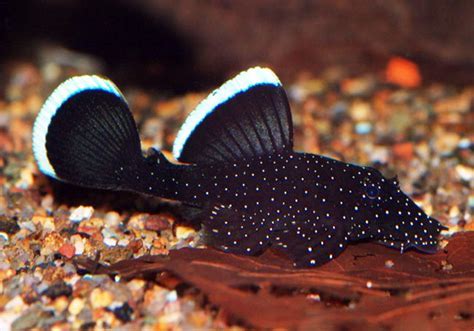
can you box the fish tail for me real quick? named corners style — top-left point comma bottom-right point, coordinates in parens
top-left (32, 75), bottom-right (175, 195)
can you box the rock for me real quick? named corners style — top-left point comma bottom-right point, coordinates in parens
top-left (341, 75), bottom-right (376, 97)
top-left (40, 195), bottom-right (54, 211)
top-left (385, 260), bottom-right (395, 268)
top-left (103, 238), bottom-right (117, 247)
top-left (40, 232), bottom-right (65, 256)
top-left (433, 131), bottom-right (460, 155)
top-left (104, 212), bottom-right (121, 228)
top-left (455, 165), bottom-right (473, 182)
top-left (19, 220), bottom-right (36, 233)
top-left (69, 206), bottom-right (94, 223)
top-left (70, 235), bottom-right (85, 255)
top-left (68, 298), bottom-right (85, 316)
top-left (393, 142), bottom-right (414, 161)
top-left (90, 288), bottom-right (114, 309)
top-left (288, 79), bottom-right (327, 101)
top-left (41, 282), bottom-right (73, 299)
top-left (112, 302), bottom-right (133, 322)
top-left (32, 215), bottom-right (55, 232)
top-left (354, 122), bottom-right (372, 135)
top-left (175, 226), bottom-right (196, 240)
top-left (349, 101), bottom-right (372, 121)
top-left (53, 296), bottom-right (69, 313)
top-left (434, 89), bottom-right (472, 114)
top-left (0, 216), bottom-right (20, 234)
top-left (145, 215), bottom-right (172, 232)
top-left (11, 306), bottom-right (50, 331)
top-left (58, 243), bottom-right (75, 259)
top-left (385, 57), bottom-right (421, 88)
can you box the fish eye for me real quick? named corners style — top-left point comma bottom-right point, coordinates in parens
top-left (366, 185), bottom-right (379, 199)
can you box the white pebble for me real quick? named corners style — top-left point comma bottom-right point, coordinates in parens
top-left (70, 206), bottom-right (94, 223)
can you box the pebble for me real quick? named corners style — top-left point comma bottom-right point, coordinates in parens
top-left (104, 212), bottom-right (121, 228)
top-left (40, 232), bottom-right (65, 256)
top-left (0, 232), bottom-right (8, 243)
top-left (349, 101), bottom-right (372, 121)
top-left (70, 235), bottom-right (85, 255)
top-left (19, 220), bottom-right (36, 233)
top-left (69, 206), bottom-right (94, 223)
top-left (355, 122), bottom-right (372, 135)
top-left (41, 282), bottom-right (72, 299)
top-left (0, 216), bottom-right (20, 235)
top-left (175, 226), bottom-right (196, 240)
top-left (112, 302), bottom-right (134, 322)
top-left (385, 57), bottom-right (421, 88)
top-left (144, 215), bottom-right (172, 232)
top-left (0, 310), bottom-right (21, 331)
top-left (441, 260), bottom-right (454, 271)
top-left (369, 146), bottom-right (389, 164)
top-left (340, 76), bottom-right (376, 96)
top-left (385, 260), bottom-right (395, 268)
top-left (53, 296), bottom-right (69, 313)
top-left (40, 195), bottom-right (54, 211)
top-left (103, 237), bottom-right (118, 247)
top-left (32, 215), bottom-right (55, 232)
top-left (288, 79), bottom-right (327, 101)
top-left (449, 206), bottom-right (461, 224)
top-left (68, 298), bottom-right (85, 316)
top-left (393, 142), bottom-right (414, 161)
top-left (143, 285), bottom-right (170, 315)
top-left (117, 238), bottom-right (130, 247)
top-left (16, 167), bottom-right (34, 189)
top-left (58, 243), bottom-right (75, 259)
top-left (434, 90), bottom-right (472, 114)
top-left (468, 195), bottom-right (474, 212)
top-left (433, 131), bottom-right (460, 155)
top-left (11, 305), bottom-right (45, 330)
top-left (0, 59), bottom-right (471, 329)
top-left (458, 138), bottom-right (471, 149)
top-left (455, 165), bottom-right (473, 182)
top-left (90, 288), bottom-right (114, 309)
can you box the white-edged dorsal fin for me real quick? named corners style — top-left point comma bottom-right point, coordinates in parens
top-left (172, 67), bottom-right (293, 164)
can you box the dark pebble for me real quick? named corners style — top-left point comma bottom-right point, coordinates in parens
top-left (0, 215), bottom-right (20, 234)
top-left (112, 302), bottom-right (134, 322)
top-left (41, 281), bottom-right (72, 299)
top-left (80, 321), bottom-right (96, 331)
top-left (144, 215), bottom-right (172, 232)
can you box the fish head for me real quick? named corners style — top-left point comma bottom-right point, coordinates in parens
top-left (346, 166), bottom-right (445, 253)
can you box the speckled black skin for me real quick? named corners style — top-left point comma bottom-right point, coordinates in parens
top-left (134, 150), bottom-right (444, 267)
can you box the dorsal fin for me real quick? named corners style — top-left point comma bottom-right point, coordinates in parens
top-left (172, 67), bottom-right (293, 164)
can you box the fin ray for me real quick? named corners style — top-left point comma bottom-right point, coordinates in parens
top-left (201, 204), bottom-right (271, 255)
top-left (33, 75), bottom-right (143, 189)
top-left (173, 67), bottom-right (293, 164)
top-left (272, 215), bottom-right (347, 268)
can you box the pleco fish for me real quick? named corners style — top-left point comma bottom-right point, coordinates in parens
top-left (32, 67), bottom-right (446, 267)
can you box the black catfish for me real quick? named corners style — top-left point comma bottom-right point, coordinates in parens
top-left (32, 67), bottom-right (445, 267)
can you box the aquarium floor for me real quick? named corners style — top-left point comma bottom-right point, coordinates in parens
top-left (0, 59), bottom-right (473, 330)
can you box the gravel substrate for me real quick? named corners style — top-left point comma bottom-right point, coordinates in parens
top-left (0, 57), bottom-right (472, 330)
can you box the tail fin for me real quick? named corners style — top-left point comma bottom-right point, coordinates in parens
top-left (32, 75), bottom-right (146, 190)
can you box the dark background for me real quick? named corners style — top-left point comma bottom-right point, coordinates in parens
top-left (1, 0), bottom-right (473, 93)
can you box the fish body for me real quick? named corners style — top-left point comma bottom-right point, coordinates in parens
top-left (32, 68), bottom-right (445, 267)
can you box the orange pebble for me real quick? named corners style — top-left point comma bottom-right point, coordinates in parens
top-left (58, 243), bottom-right (75, 259)
top-left (393, 142), bottom-right (414, 161)
top-left (385, 57), bottom-right (421, 88)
